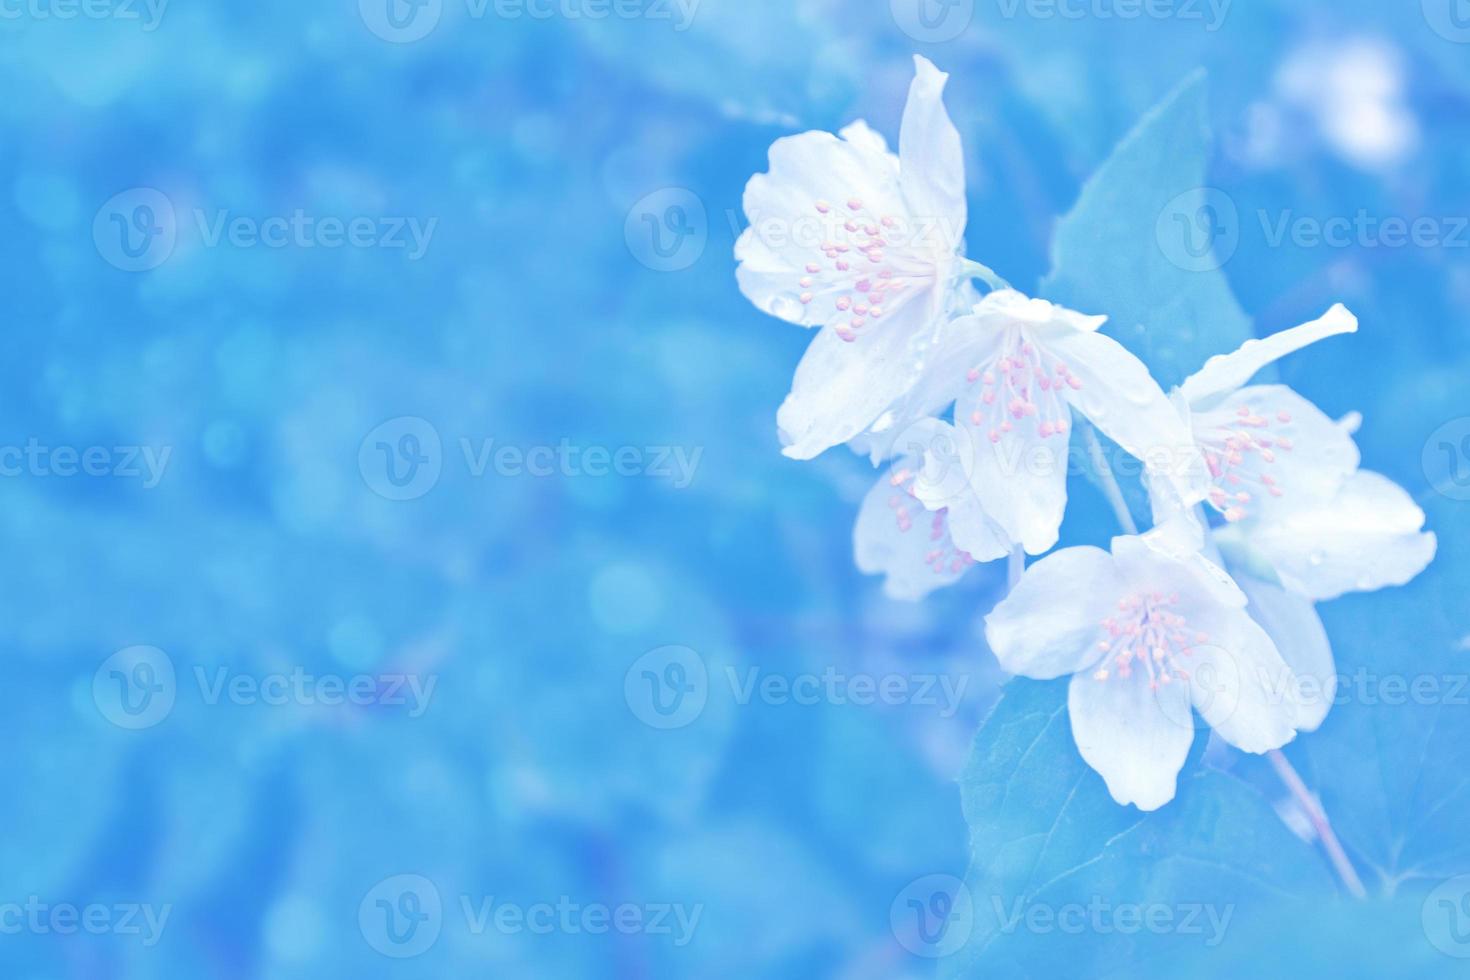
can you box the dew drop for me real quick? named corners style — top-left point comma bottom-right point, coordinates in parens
top-left (767, 295), bottom-right (804, 320)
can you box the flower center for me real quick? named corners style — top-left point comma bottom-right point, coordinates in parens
top-left (1198, 404), bottom-right (1295, 522)
top-left (800, 198), bottom-right (927, 343)
top-left (887, 466), bottom-right (975, 576)
top-left (1091, 592), bottom-right (1209, 690)
top-left (964, 330), bottom-right (1082, 445)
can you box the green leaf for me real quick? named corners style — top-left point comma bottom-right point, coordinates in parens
top-left (1295, 499), bottom-right (1470, 890)
top-left (942, 678), bottom-right (1339, 978)
top-left (1041, 71), bottom-right (1252, 390)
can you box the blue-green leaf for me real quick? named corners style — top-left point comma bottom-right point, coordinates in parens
top-left (1295, 498), bottom-right (1470, 890)
top-left (941, 678), bottom-right (1342, 978)
top-left (1041, 71), bottom-right (1252, 390)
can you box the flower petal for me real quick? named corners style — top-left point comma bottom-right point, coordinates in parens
top-left (1239, 469), bottom-right (1438, 601)
top-left (950, 402), bottom-right (1069, 554)
top-left (898, 56), bottom-right (966, 237)
top-left (1144, 510), bottom-right (1208, 557)
top-left (735, 128), bottom-right (904, 326)
top-left (1067, 670), bottom-right (1195, 811)
top-left (1175, 599), bottom-right (1300, 753)
top-left (838, 120), bottom-right (889, 157)
top-left (890, 420), bottom-right (1015, 562)
top-left (976, 289), bottom-right (1107, 333)
top-left (1230, 565), bottom-right (1336, 732)
top-left (853, 456), bottom-right (975, 601)
top-left (939, 491), bottom-right (1014, 562)
top-left (861, 417), bottom-right (1011, 558)
top-left (1107, 528), bottom-right (1300, 747)
top-left (846, 284), bottom-right (1002, 463)
top-left (1112, 530), bottom-right (1246, 611)
top-left (1044, 326), bottom-right (1210, 505)
top-left (1178, 304), bottom-right (1358, 408)
top-left (1194, 384), bottom-right (1360, 525)
top-left (985, 546), bottom-right (1122, 679)
top-left (776, 292), bottom-right (946, 459)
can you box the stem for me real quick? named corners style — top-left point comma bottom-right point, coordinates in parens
top-left (1267, 749), bottom-right (1368, 899)
top-left (1201, 503), bottom-right (1363, 896)
top-left (956, 258), bottom-right (1012, 293)
top-left (1083, 425), bottom-right (1139, 535)
top-left (1006, 546), bottom-right (1025, 592)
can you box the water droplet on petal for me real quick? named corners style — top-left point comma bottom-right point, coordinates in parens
top-left (768, 295), bottom-right (803, 320)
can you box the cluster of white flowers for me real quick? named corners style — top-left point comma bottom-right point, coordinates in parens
top-left (736, 57), bottom-right (1437, 811)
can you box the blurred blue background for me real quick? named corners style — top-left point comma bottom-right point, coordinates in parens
top-left (1, 0), bottom-right (1467, 976)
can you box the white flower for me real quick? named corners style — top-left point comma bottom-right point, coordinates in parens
top-left (910, 290), bottom-right (1206, 556)
top-left (986, 520), bottom-right (1306, 810)
top-left (1174, 305), bottom-right (1437, 600)
top-left (736, 56), bottom-right (970, 460)
top-left (854, 419), bottom-right (1011, 600)
top-left (1222, 554), bottom-right (1338, 733)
